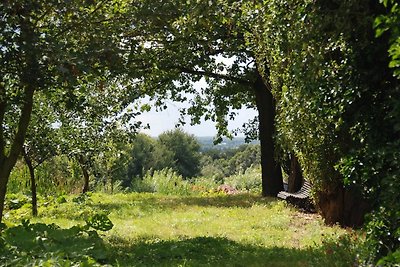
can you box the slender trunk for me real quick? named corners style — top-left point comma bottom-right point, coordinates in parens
top-left (78, 155), bottom-right (90, 193)
top-left (0, 167), bottom-right (11, 224)
top-left (110, 174), bottom-right (114, 193)
top-left (253, 72), bottom-right (283, 196)
top-left (23, 149), bottom-right (38, 216)
top-left (0, 9), bottom-right (37, 223)
top-left (0, 86), bottom-right (35, 222)
top-left (288, 154), bottom-right (303, 193)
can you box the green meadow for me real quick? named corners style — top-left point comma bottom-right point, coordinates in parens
top-left (1, 192), bottom-right (360, 266)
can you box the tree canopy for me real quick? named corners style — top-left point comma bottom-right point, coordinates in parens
top-left (1, 0), bottom-right (399, 265)
top-left (0, 0), bottom-right (131, 220)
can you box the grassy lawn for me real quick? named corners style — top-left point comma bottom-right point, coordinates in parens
top-left (2, 192), bottom-right (360, 266)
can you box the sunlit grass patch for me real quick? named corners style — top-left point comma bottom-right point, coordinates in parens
top-left (3, 192), bottom-right (361, 266)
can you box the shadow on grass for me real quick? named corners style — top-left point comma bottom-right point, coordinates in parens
top-left (108, 235), bottom-right (356, 267)
top-left (90, 194), bottom-right (280, 213)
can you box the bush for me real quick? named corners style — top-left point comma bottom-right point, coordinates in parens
top-left (131, 168), bottom-right (192, 195)
top-left (224, 165), bottom-right (262, 193)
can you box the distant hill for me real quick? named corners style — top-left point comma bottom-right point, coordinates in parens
top-left (196, 136), bottom-right (259, 151)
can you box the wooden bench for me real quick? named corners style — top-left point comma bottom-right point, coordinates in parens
top-left (277, 181), bottom-right (315, 212)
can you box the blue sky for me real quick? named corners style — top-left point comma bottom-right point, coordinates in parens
top-left (136, 99), bottom-right (258, 137)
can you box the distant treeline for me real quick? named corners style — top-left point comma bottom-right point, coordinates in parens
top-left (196, 137), bottom-right (259, 151)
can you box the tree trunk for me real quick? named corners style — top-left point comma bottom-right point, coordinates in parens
top-left (78, 155), bottom-right (90, 193)
top-left (316, 182), bottom-right (370, 227)
top-left (253, 72), bottom-right (283, 197)
top-left (23, 149), bottom-right (38, 216)
top-left (0, 86), bottom-right (35, 222)
top-left (0, 11), bottom-right (37, 223)
top-left (0, 166), bottom-right (12, 224)
top-left (110, 175), bottom-right (114, 193)
top-left (288, 154), bottom-right (303, 193)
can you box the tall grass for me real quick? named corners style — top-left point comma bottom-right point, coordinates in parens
top-left (8, 156), bottom-right (83, 195)
top-left (131, 168), bottom-right (193, 195)
top-left (129, 166), bottom-right (263, 196)
top-left (224, 165), bottom-right (262, 193)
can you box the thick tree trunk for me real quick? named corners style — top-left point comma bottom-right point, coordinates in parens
top-left (316, 182), bottom-right (370, 227)
top-left (78, 155), bottom-right (90, 193)
top-left (288, 154), bottom-right (303, 193)
top-left (23, 149), bottom-right (38, 216)
top-left (253, 73), bottom-right (283, 197)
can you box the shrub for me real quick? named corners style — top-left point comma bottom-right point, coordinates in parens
top-left (131, 168), bottom-right (192, 195)
top-left (224, 165), bottom-right (262, 193)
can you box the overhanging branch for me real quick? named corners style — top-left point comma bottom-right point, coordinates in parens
top-left (177, 66), bottom-right (252, 86)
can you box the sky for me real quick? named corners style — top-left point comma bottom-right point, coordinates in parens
top-left (133, 56), bottom-right (258, 137)
top-left (135, 99), bottom-right (258, 137)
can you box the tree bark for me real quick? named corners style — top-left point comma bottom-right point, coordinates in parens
top-left (316, 182), bottom-right (370, 227)
top-left (0, 86), bottom-right (35, 222)
top-left (288, 154), bottom-right (303, 193)
top-left (78, 155), bottom-right (90, 193)
top-left (23, 148), bottom-right (38, 216)
top-left (0, 13), bottom-right (38, 222)
top-left (253, 72), bottom-right (283, 196)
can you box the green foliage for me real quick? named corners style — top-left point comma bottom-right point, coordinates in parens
top-left (250, 0), bottom-right (400, 264)
top-left (0, 0), bottom-right (137, 222)
top-left (121, 0), bottom-right (257, 139)
top-left (375, 0), bottom-right (400, 78)
top-left (157, 129), bottom-right (202, 178)
top-left (4, 194), bottom-right (30, 211)
top-left (85, 213), bottom-right (114, 232)
top-left (8, 155), bottom-right (85, 195)
top-left (377, 249), bottom-right (400, 266)
top-left (128, 130), bottom-right (202, 181)
top-left (0, 218), bottom-right (112, 266)
top-left (200, 144), bottom-right (261, 181)
top-left (127, 133), bottom-right (168, 182)
top-left (132, 168), bottom-right (192, 196)
top-left (224, 165), bottom-right (262, 193)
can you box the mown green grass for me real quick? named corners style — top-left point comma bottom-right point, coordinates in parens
top-left (3, 192), bottom-right (360, 266)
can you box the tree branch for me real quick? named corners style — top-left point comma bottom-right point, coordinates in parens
top-left (7, 85), bottom-right (34, 167)
top-left (176, 66), bottom-right (252, 86)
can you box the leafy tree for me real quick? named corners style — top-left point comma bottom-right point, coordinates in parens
top-left (228, 144), bottom-right (261, 175)
top-left (127, 134), bottom-right (158, 183)
top-left (55, 74), bottom-right (138, 193)
top-left (251, 0), bottom-right (399, 263)
top-left (122, 0), bottom-right (283, 196)
top-left (157, 129), bottom-right (201, 178)
top-left (93, 138), bottom-right (132, 192)
top-left (375, 0), bottom-right (400, 78)
top-left (200, 144), bottom-right (261, 182)
top-left (22, 93), bottom-right (59, 216)
top-left (0, 0), bottom-right (129, 222)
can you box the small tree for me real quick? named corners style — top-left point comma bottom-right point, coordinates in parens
top-left (22, 94), bottom-right (59, 216)
top-left (121, 0), bottom-right (283, 196)
top-left (0, 0), bottom-right (129, 221)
